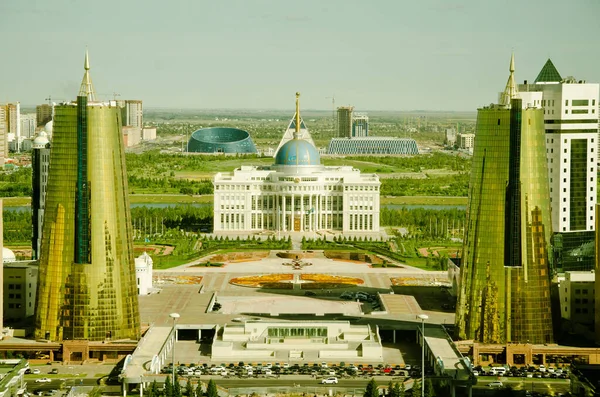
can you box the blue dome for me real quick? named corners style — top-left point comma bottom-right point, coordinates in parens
top-left (275, 139), bottom-right (321, 166)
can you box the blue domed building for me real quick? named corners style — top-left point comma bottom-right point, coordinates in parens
top-left (213, 93), bottom-right (380, 234)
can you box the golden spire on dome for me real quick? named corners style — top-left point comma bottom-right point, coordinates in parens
top-left (294, 92), bottom-right (300, 139)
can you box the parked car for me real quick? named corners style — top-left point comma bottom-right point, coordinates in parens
top-left (321, 377), bottom-right (338, 384)
top-left (487, 381), bottom-right (503, 388)
top-left (35, 378), bottom-right (52, 383)
top-left (49, 369), bottom-right (58, 374)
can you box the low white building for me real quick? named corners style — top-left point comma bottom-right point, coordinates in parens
top-left (558, 271), bottom-right (595, 325)
top-left (457, 133), bottom-right (475, 150)
top-left (3, 255), bottom-right (38, 321)
top-left (213, 93), bottom-right (380, 234)
top-left (135, 252), bottom-right (153, 295)
top-left (123, 126), bottom-right (142, 147)
top-left (142, 127), bottom-right (157, 141)
top-left (213, 320), bottom-right (383, 361)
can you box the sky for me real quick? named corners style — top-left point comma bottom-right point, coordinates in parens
top-left (1, 0), bottom-right (599, 111)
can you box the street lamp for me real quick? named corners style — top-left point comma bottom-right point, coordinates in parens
top-left (169, 312), bottom-right (180, 382)
top-left (417, 314), bottom-right (429, 397)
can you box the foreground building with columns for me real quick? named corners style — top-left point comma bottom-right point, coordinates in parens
top-left (213, 93), bottom-right (380, 234)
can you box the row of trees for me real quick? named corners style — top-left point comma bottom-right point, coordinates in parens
top-left (146, 376), bottom-right (217, 397)
top-left (380, 174), bottom-right (469, 197)
top-left (349, 152), bottom-right (471, 173)
top-left (147, 376), bottom-right (443, 397)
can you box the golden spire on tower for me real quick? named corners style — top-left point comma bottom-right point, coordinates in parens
top-left (78, 48), bottom-right (97, 101)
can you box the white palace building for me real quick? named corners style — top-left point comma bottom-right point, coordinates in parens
top-left (213, 93), bottom-right (381, 234)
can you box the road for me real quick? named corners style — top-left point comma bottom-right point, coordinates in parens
top-left (473, 376), bottom-right (570, 395)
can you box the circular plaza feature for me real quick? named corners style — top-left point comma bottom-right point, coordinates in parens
top-left (187, 127), bottom-right (257, 154)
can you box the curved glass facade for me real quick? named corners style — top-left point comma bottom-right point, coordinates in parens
top-left (35, 101), bottom-right (140, 342)
top-left (456, 99), bottom-right (553, 344)
top-left (187, 127), bottom-right (257, 154)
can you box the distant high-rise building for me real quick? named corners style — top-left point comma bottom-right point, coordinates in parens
top-left (36, 104), bottom-right (53, 127)
top-left (456, 55), bottom-right (554, 344)
top-left (2, 103), bottom-right (20, 152)
top-left (519, 59), bottom-right (599, 271)
top-left (337, 106), bottom-right (353, 138)
top-left (35, 51), bottom-right (140, 342)
top-left (0, 200), bottom-right (3, 333)
top-left (352, 113), bottom-right (369, 137)
top-left (123, 100), bottom-right (143, 128)
top-left (0, 107), bottom-right (6, 166)
top-left (445, 128), bottom-right (457, 147)
top-left (31, 128), bottom-right (51, 260)
top-left (20, 114), bottom-right (37, 139)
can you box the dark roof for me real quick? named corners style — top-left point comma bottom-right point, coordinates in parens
top-left (534, 59), bottom-right (562, 83)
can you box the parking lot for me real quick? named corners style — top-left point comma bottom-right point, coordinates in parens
top-left (161, 361), bottom-right (422, 381)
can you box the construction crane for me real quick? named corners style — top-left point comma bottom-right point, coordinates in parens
top-left (325, 95), bottom-right (336, 135)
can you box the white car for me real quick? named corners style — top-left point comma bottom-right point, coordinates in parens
top-left (321, 362), bottom-right (328, 368)
top-left (404, 364), bottom-right (411, 371)
top-left (265, 363), bottom-right (272, 369)
top-left (487, 381), bottom-right (503, 388)
top-left (321, 377), bottom-right (338, 384)
top-left (32, 369), bottom-right (41, 374)
top-left (538, 365), bottom-right (546, 372)
top-left (283, 363), bottom-right (290, 369)
top-left (244, 365), bottom-right (253, 371)
top-left (35, 378), bottom-right (52, 383)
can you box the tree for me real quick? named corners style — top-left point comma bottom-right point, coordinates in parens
top-left (149, 380), bottom-right (160, 397)
top-left (365, 378), bottom-right (379, 397)
top-left (206, 379), bottom-right (218, 397)
top-left (424, 379), bottom-right (435, 397)
top-left (185, 380), bottom-right (194, 397)
top-left (396, 382), bottom-right (405, 397)
top-left (410, 379), bottom-right (421, 397)
top-left (173, 374), bottom-right (181, 397)
top-left (194, 382), bottom-right (202, 397)
top-left (164, 376), bottom-right (173, 397)
top-left (387, 381), bottom-right (396, 397)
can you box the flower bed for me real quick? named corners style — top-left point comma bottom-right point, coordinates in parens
top-left (230, 274), bottom-right (293, 288)
top-left (301, 274), bottom-right (364, 285)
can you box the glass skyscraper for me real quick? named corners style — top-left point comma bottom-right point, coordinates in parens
top-left (456, 55), bottom-right (554, 344)
top-left (35, 51), bottom-right (140, 342)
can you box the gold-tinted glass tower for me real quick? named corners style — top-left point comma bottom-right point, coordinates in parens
top-left (455, 55), bottom-right (553, 344)
top-left (35, 51), bottom-right (140, 342)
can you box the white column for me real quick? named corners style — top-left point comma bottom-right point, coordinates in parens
top-left (300, 194), bottom-right (304, 231)
top-left (309, 195), bottom-right (313, 231)
top-left (282, 195), bottom-right (286, 231)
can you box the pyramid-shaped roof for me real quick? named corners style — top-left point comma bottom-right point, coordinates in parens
top-left (274, 112), bottom-right (315, 157)
top-left (534, 59), bottom-right (562, 83)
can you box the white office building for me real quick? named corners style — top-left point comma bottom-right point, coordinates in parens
top-left (214, 94), bottom-right (380, 234)
top-left (519, 59), bottom-right (599, 271)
